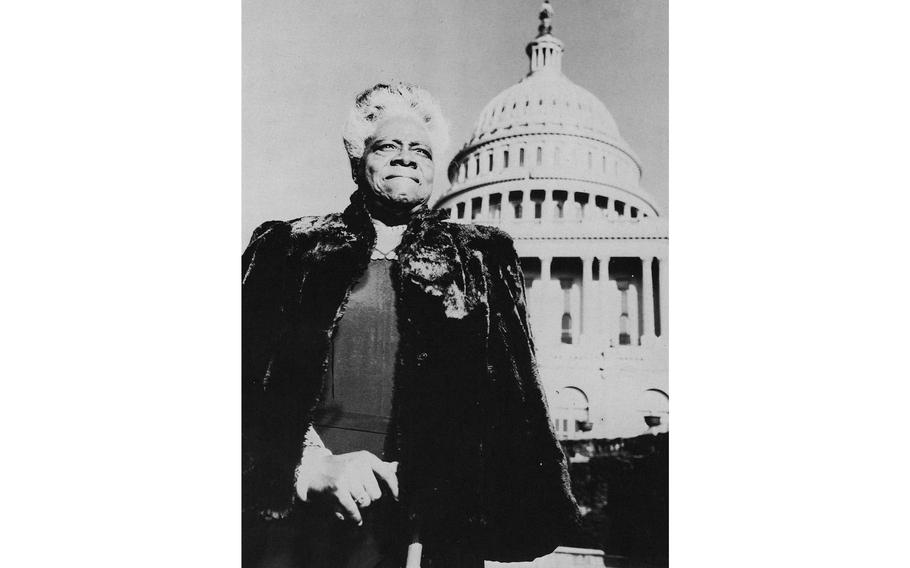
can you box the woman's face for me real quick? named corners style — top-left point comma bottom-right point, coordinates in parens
top-left (358, 115), bottom-right (435, 211)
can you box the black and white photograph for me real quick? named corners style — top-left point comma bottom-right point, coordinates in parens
top-left (7, 1), bottom-right (910, 567)
top-left (243, 1), bottom-right (667, 566)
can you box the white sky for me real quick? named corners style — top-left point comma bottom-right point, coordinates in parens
top-left (243, 0), bottom-right (668, 243)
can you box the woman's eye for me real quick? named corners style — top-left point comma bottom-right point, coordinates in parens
top-left (415, 148), bottom-right (432, 158)
top-left (378, 143), bottom-right (396, 151)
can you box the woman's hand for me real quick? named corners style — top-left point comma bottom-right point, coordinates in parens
top-left (295, 450), bottom-right (399, 526)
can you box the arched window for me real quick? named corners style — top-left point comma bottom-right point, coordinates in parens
top-left (552, 386), bottom-right (591, 436)
top-left (536, 146), bottom-right (543, 166)
top-left (519, 147), bottom-right (525, 167)
top-left (560, 277), bottom-right (574, 344)
top-left (561, 313), bottom-right (573, 344)
top-left (637, 389), bottom-right (669, 433)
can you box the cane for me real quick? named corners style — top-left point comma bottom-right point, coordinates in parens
top-left (404, 521), bottom-right (422, 568)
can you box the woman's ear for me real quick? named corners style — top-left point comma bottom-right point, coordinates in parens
top-left (349, 157), bottom-right (361, 184)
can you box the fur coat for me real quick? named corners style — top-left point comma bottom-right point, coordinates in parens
top-left (242, 191), bottom-right (580, 561)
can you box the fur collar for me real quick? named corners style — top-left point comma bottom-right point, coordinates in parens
top-left (290, 191), bottom-right (478, 319)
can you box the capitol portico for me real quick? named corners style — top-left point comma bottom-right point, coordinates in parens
top-left (435, 2), bottom-right (668, 441)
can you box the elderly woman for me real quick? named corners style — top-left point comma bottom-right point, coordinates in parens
top-left (243, 82), bottom-right (579, 567)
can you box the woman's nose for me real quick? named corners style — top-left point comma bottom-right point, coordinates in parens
top-left (390, 151), bottom-right (418, 167)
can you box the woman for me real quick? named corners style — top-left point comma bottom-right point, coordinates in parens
top-left (243, 82), bottom-right (579, 567)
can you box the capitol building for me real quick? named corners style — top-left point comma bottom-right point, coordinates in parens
top-left (435, 3), bottom-right (668, 443)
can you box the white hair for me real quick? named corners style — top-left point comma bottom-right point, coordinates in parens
top-left (342, 82), bottom-right (450, 162)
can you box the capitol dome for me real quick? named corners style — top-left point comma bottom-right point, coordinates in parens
top-left (465, 67), bottom-right (635, 163)
top-left (438, 3), bottom-right (660, 220)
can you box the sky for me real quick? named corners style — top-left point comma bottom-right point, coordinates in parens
top-left (243, 0), bottom-right (668, 244)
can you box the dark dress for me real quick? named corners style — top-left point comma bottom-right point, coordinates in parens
top-left (254, 260), bottom-right (483, 568)
top-left (316, 258), bottom-right (399, 459)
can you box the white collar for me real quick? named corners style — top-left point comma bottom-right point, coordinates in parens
top-left (371, 219), bottom-right (406, 260)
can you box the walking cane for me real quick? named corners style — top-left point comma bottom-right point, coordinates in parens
top-left (404, 521), bottom-right (421, 568)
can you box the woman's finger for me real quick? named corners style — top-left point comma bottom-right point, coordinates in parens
top-left (370, 460), bottom-right (399, 500)
top-left (335, 486), bottom-right (363, 526)
top-left (360, 465), bottom-right (383, 501)
top-left (350, 482), bottom-right (373, 509)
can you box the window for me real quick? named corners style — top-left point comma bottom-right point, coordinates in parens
top-left (509, 191), bottom-right (523, 219)
top-left (489, 193), bottom-right (502, 220)
top-left (552, 387), bottom-right (591, 437)
top-left (619, 285), bottom-right (631, 345)
top-left (561, 313), bottom-right (573, 344)
top-left (531, 190), bottom-right (545, 219)
top-left (519, 148), bottom-right (525, 167)
top-left (637, 389), bottom-right (669, 433)
top-left (488, 153), bottom-right (493, 172)
top-left (456, 202), bottom-right (466, 219)
top-left (503, 150), bottom-right (509, 169)
top-left (553, 190), bottom-right (568, 219)
top-left (536, 147), bottom-right (542, 166)
top-left (560, 278), bottom-right (573, 343)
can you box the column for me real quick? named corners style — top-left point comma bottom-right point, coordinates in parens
top-left (627, 283), bottom-right (639, 345)
top-left (522, 191), bottom-right (534, 221)
top-left (503, 194), bottom-right (515, 222)
top-left (479, 193), bottom-right (489, 222)
top-left (541, 190), bottom-right (553, 220)
top-left (604, 275), bottom-right (620, 348)
top-left (573, 192), bottom-right (583, 221)
top-left (640, 256), bottom-right (656, 342)
top-left (594, 256), bottom-right (610, 344)
top-left (538, 255), bottom-right (558, 345)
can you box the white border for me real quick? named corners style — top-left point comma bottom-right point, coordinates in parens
top-left (3, 1), bottom-right (910, 566)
